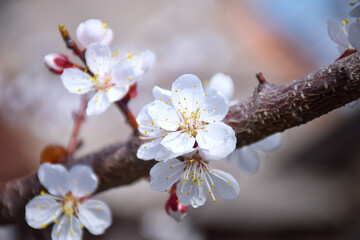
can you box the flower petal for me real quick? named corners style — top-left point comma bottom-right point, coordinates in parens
top-left (253, 133), bottom-right (281, 152)
top-left (231, 147), bottom-right (260, 175)
top-left (25, 194), bottom-right (62, 229)
top-left (77, 200), bottom-right (112, 235)
top-left (101, 28), bottom-right (114, 46)
top-left (348, 21), bottom-right (360, 50)
top-left (137, 104), bottom-right (165, 137)
top-left (106, 84), bottom-right (128, 102)
top-left (76, 19), bottom-right (110, 48)
top-left (161, 131), bottom-right (195, 157)
top-left (110, 60), bottom-right (137, 85)
top-left (127, 50), bottom-right (155, 78)
top-left (148, 100), bottom-right (181, 131)
top-left (61, 68), bottom-right (93, 94)
top-left (51, 215), bottom-right (83, 240)
top-left (152, 86), bottom-right (172, 105)
top-left (171, 74), bottom-right (205, 114)
top-left (200, 91), bottom-right (229, 123)
top-left (208, 169), bottom-right (239, 200)
top-left (327, 20), bottom-right (350, 48)
top-left (208, 73), bottom-right (234, 101)
top-left (85, 43), bottom-right (112, 76)
top-left (86, 91), bottom-right (111, 116)
top-left (350, 6), bottom-right (360, 18)
top-left (196, 122), bottom-right (236, 161)
top-left (150, 159), bottom-right (184, 192)
top-left (68, 165), bottom-right (98, 198)
top-left (38, 163), bottom-right (71, 196)
top-left (137, 138), bottom-right (163, 161)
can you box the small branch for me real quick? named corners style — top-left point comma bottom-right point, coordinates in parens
top-left (256, 72), bottom-right (267, 85)
top-left (115, 84), bottom-right (139, 133)
top-left (67, 96), bottom-right (88, 156)
top-left (1, 51), bottom-right (360, 224)
top-left (58, 24), bottom-right (86, 64)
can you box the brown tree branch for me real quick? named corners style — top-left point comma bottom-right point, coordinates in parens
top-left (1, 51), bottom-right (360, 225)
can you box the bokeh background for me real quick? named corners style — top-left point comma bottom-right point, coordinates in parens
top-left (1, 0), bottom-right (360, 239)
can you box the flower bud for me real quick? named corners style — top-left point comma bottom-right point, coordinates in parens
top-left (165, 191), bottom-right (187, 222)
top-left (44, 53), bottom-right (73, 74)
top-left (76, 19), bottom-right (113, 48)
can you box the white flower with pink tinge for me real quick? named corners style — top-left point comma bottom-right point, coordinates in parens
top-left (76, 19), bottom-right (113, 48)
top-left (25, 163), bottom-right (111, 240)
top-left (150, 157), bottom-right (239, 208)
top-left (60, 43), bottom-right (154, 116)
top-left (207, 73), bottom-right (282, 174)
top-left (136, 74), bottom-right (236, 161)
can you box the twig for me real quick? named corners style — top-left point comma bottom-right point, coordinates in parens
top-left (115, 84), bottom-right (139, 133)
top-left (1, 50), bottom-right (360, 225)
top-left (58, 24), bottom-right (86, 64)
top-left (67, 96), bottom-right (88, 156)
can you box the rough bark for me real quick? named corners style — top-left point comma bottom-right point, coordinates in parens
top-left (1, 51), bottom-right (360, 225)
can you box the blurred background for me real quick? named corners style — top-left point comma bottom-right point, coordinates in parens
top-left (1, 0), bottom-right (360, 239)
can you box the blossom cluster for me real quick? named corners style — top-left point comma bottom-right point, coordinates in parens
top-left (26, 17), bottom-right (283, 240)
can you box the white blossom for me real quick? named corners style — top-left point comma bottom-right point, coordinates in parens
top-left (207, 73), bottom-right (281, 174)
top-left (25, 163), bottom-right (112, 240)
top-left (150, 157), bottom-right (239, 208)
top-left (61, 43), bottom-right (154, 115)
top-left (228, 133), bottom-right (281, 174)
top-left (136, 74), bottom-right (236, 161)
top-left (76, 19), bottom-right (113, 48)
top-left (327, 19), bottom-right (360, 52)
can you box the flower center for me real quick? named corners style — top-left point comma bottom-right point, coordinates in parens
top-left (62, 194), bottom-right (79, 217)
top-left (178, 109), bottom-right (204, 137)
top-left (92, 73), bottom-right (114, 92)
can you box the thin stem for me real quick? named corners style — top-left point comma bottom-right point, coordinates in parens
top-left (67, 96), bottom-right (88, 156)
top-left (115, 99), bottom-right (139, 133)
top-left (59, 24), bottom-right (86, 65)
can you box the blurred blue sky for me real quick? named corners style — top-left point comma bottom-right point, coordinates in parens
top-left (246, 0), bottom-right (354, 65)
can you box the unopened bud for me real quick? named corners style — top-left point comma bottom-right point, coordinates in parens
top-left (44, 53), bottom-right (73, 74)
top-left (40, 145), bottom-right (68, 164)
top-left (165, 191), bottom-right (187, 222)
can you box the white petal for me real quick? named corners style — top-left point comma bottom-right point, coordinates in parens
top-left (327, 20), bottom-right (350, 48)
top-left (200, 91), bottom-right (229, 123)
top-left (85, 43), bottom-right (112, 76)
top-left (106, 84), bottom-right (128, 102)
top-left (77, 200), bottom-right (112, 235)
top-left (51, 215), bottom-right (82, 240)
top-left (349, 21), bottom-right (360, 50)
top-left (127, 50), bottom-right (155, 77)
top-left (76, 19), bottom-right (111, 48)
top-left (25, 194), bottom-right (62, 229)
top-left (150, 159), bottom-right (184, 192)
top-left (110, 60), bottom-right (137, 84)
top-left (148, 100), bottom-right (181, 131)
top-left (208, 169), bottom-right (239, 200)
top-left (232, 147), bottom-right (260, 175)
top-left (196, 122), bottom-right (236, 161)
top-left (154, 145), bottom-right (185, 161)
top-left (68, 165), bottom-right (98, 198)
top-left (137, 104), bottom-right (165, 137)
top-left (176, 179), bottom-right (192, 206)
top-left (38, 163), bottom-right (71, 196)
top-left (208, 73), bottom-right (234, 101)
top-left (152, 86), bottom-right (172, 105)
top-left (100, 28), bottom-right (114, 46)
top-left (137, 138), bottom-right (163, 161)
top-left (350, 6), bottom-right (360, 18)
top-left (61, 68), bottom-right (93, 94)
top-left (86, 91), bottom-right (111, 116)
top-left (161, 131), bottom-right (195, 156)
top-left (171, 74), bottom-right (205, 114)
top-left (253, 133), bottom-right (281, 152)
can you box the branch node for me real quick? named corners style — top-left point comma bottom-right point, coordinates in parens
top-left (256, 72), bottom-right (267, 85)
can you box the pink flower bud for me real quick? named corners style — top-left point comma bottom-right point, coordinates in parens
top-left (165, 191), bottom-right (187, 222)
top-left (44, 54), bottom-right (73, 74)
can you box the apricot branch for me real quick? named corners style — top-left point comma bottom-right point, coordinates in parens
top-left (0, 51), bottom-right (360, 224)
